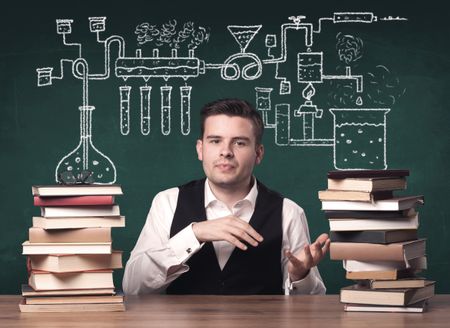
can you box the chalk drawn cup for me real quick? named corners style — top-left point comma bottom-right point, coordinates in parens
top-left (329, 108), bottom-right (390, 170)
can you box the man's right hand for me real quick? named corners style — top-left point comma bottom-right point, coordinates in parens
top-left (192, 216), bottom-right (263, 251)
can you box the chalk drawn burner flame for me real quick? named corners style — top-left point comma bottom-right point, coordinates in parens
top-left (55, 106), bottom-right (116, 184)
top-left (302, 83), bottom-right (316, 101)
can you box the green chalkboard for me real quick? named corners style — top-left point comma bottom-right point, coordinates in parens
top-left (1, 0), bottom-right (449, 294)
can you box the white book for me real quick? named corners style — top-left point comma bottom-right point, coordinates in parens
top-left (22, 241), bottom-right (112, 255)
top-left (343, 256), bottom-right (427, 272)
top-left (32, 216), bottom-right (125, 229)
top-left (344, 301), bottom-right (427, 313)
top-left (32, 184), bottom-right (123, 196)
top-left (321, 196), bottom-right (424, 211)
top-left (41, 205), bottom-right (120, 218)
top-left (329, 214), bottom-right (419, 231)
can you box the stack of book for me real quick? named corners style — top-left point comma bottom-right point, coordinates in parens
top-left (20, 184), bottom-right (126, 312)
top-left (319, 169), bottom-right (435, 313)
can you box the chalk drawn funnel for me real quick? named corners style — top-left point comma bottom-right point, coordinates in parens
top-left (55, 106), bottom-right (117, 184)
top-left (330, 108), bottom-right (390, 170)
top-left (227, 25), bottom-right (262, 53)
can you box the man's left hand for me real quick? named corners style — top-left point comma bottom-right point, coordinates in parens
top-left (284, 233), bottom-right (330, 282)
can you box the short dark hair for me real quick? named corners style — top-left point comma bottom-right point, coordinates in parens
top-left (199, 98), bottom-right (264, 144)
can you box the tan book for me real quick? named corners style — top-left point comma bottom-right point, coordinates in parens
top-left (19, 299), bottom-right (125, 312)
top-left (330, 239), bottom-right (426, 261)
top-left (327, 177), bottom-right (407, 192)
top-left (318, 190), bottom-right (393, 202)
top-left (32, 216), bottom-right (125, 229)
top-left (340, 282), bottom-right (435, 306)
top-left (32, 184), bottom-right (123, 197)
top-left (346, 268), bottom-right (417, 281)
top-left (29, 227), bottom-right (111, 243)
top-left (22, 284), bottom-right (115, 297)
top-left (29, 270), bottom-right (114, 291)
top-left (25, 292), bottom-right (124, 305)
top-left (370, 278), bottom-right (432, 289)
top-left (22, 241), bottom-right (112, 255)
top-left (41, 205), bottom-right (120, 218)
top-left (30, 251), bottom-right (122, 273)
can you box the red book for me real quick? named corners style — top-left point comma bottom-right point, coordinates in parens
top-left (34, 195), bottom-right (115, 206)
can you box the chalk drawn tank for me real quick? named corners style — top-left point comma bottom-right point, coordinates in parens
top-left (330, 108), bottom-right (390, 170)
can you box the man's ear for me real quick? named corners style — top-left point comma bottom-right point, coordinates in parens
top-left (255, 144), bottom-right (264, 165)
top-left (196, 139), bottom-right (203, 161)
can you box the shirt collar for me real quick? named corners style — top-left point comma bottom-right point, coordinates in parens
top-left (204, 178), bottom-right (258, 209)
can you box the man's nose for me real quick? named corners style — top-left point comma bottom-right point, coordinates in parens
top-left (220, 143), bottom-right (234, 158)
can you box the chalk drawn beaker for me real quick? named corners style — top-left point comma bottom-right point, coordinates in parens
top-left (329, 108), bottom-right (390, 170)
top-left (55, 105), bottom-right (116, 184)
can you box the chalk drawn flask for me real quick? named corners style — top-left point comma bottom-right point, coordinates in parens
top-left (55, 105), bottom-right (116, 184)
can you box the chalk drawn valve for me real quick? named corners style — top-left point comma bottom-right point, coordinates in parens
top-left (221, 53), bottom-right (262, 81)
top-left (55, 105), bottom-right (117, 184)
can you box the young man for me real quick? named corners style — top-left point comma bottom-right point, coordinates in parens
top-left (123, 98), bottom-right (330, 295)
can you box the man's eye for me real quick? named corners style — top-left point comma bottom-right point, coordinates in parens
top-left (235, 140), bottom-right (247, 146)
top-left (210, 139), bottom-right (220, 144)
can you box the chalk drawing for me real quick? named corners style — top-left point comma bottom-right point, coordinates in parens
top-left (36, 12), bottom-right (408, 182)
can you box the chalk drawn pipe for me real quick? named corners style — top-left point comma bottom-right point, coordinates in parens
top-left (180, 86), bottom-right (192, 135)
top-left (160, 86), bottom-right (172, 135)
top-left (119, 86), bottom-right (131, 135)
top-left (115, 57), bottom-right (201, 80)
top-left (140, 86), bottom-right (152, 135)
top-left (333, 12), bottom-right (376, 23)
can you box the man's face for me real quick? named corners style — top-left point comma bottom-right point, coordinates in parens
top-left (196, 114), bottom-right (264, 190)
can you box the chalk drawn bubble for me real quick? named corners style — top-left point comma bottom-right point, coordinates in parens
top-left (330, 108), bottom-right (390, 169)
top-left (75, 157), bottom-right (81, 163)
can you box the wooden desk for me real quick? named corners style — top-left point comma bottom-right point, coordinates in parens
top-left (1, 295), bottom-right (450, 327)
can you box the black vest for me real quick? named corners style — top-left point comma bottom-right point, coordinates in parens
top-left (166, 179), bottom-right (284, 295)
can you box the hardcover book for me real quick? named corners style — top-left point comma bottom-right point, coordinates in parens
top-left (327, 169), bottom-right (410, 179)
top-left (32, 185), bottom-right (123, 197)
top-left (28, 270), bottom-right (114, 291)
top-left (22, 241), bottom-right (112, 255)
top-left (328, 214), bottom-right (419, 231)
top-left (32, 216), bottom-right (125, 229)
top-left (30, 251), bottom-right (123, 273)
top-left (330, 239), bottom-right (426, 261)
top-left (321, 196), bottom-right (424, 211)
top-left (340, 282), bottom-right (435, 306)
top-left (34, 195), bottom-right (115, 207)
top-left (330, 229), bottom-right (418, 244)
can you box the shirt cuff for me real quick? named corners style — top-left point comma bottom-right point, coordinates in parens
top-left (168, 223), bottom-right (202, 263)
top-left (286, 270), bottom-right (315, 294)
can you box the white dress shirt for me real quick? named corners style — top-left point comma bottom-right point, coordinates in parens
top-left (123, 179), bottom-right (326, 295)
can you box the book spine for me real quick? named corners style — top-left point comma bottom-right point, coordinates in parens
top-left (330, 242), bottom-right (404, 261)
top-left (34, 196), bottom-right (115, 206)
top-left (29, 227), bottom-right (112, 243)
